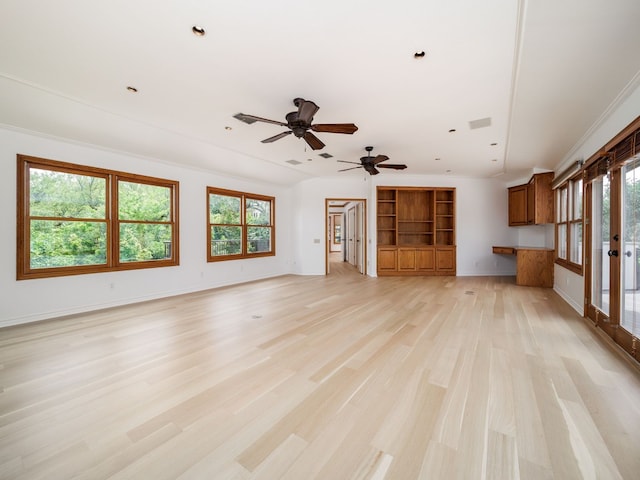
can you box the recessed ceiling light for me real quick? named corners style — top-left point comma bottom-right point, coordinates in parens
top-left (490, 142), bottom-right (498, 146)
top-left (446, 169), bottom-right (452, 173)
top-left (192, 25), bottom-right (206, 36)
top-left (126, 86), bottom-right (138, 93)
top-left (435, 157), bottom-right (441, 161)
top-left (492, 158), bottom-right (498, 162)
top-left (448, 129), bottom-right (456, 133)
top-left (224, 126), bottom-right (232, 131)
top-left (414, 51), bottom-right (426, 59)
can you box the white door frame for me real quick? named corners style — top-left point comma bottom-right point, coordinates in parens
top-left (325, 198), bottom-right (367, 275)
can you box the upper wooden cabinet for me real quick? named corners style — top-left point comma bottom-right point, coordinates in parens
top-left (376, 186), bottom-right (456, 276)
top-left (508, 172), bottom-right (554, 226)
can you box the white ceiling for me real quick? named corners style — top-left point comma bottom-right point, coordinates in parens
top-left (1, 0), bottom-right (639, 185)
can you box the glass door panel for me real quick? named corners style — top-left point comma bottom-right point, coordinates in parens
top-left (592, 174), bottom-right (610, 315)
top-left (621, 160), bottom-right (640, 337)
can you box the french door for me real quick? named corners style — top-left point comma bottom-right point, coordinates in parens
top-left (620, 159), bottom-right (640, 339)
top-left (588, 173), bottom-right (611, 320)
top-left (586, 161), bottom-right (640, 358)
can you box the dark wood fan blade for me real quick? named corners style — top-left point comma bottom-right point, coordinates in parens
top-left (311, 123), bottom-right (358, 134)
top-left (337, 160), bottom-right (361, 165)
top-left (261, 131), bottom-right (292, 143)
top-left (372, 155), bottom-right (390, 165)
top-left (296, 99), bottom-right (320, 124)
top-left (338, 166), bottom-right (363, 172)
top-left (377, 164), bottom-right (407, 170)
top-left (303, 131), bottom-right (325, 150)
top-left (364, 164), bottom-right (380, 175)
top-left (235, 113), bottom-right (287, 126)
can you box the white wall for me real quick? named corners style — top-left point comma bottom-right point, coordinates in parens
top-left (369, 174), bottom-right (517, 276)
top-left (0, 127), bottom-right (294, 327)
top-left (291, 177), bottom-right (369, 274)
top-left (291, 174), bottom-right (516, 277)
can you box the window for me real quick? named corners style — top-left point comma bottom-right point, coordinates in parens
top-left (555, 175), bottom-right (583, 273)
top-left (17, 155), bottom-right (179, 279)
top-left (207, 187), bottom-right (275, 261)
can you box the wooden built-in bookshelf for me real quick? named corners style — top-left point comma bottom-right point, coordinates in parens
top-left (376, 186), bottom-right (456, 276)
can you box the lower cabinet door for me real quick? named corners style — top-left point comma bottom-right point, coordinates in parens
top-left (377, 246), bottom-right (455, 275)
top-left (416, 248), bottom-right (435, 271)
top-left (435, 247), bottom-right (456, 271)
top-left (398, 248), bottom-right (417, 271)
top-left (377, 248), bottom-right (398, 271)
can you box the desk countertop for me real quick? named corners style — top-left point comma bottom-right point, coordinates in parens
top-left (492, 245), bottom-right (554, 254)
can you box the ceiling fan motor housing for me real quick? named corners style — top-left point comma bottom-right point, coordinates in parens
top-left (285, 111), bottom-right (309, 138)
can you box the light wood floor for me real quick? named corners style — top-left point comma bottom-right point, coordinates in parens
top-left (1, 273), bottom-right (640, 479)
top-left (328, 252), bottom-right (360, 277)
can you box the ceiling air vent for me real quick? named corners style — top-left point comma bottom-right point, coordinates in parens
top-left (469, 117), bottom-right (492, 129)
top-left (286, 159), bottom-right (302, 165)
top-left (318, 153), bottom-right (333, 158)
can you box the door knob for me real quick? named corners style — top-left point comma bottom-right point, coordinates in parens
top-left (608, 250), bottom-right (619, 257)
top-left (625, 251), bottom-right (632, 257)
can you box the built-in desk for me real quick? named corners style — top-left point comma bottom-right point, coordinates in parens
top-left (492, 246), bottom-right (554, 287)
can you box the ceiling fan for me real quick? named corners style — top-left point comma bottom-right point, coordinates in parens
top-left (338, 146), bottom-right (407, 175)
top-left (234, 97), bottom-right (358, 150)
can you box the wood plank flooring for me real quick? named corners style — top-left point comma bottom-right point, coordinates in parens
top-left (1, 273), bottom-right (640, 479)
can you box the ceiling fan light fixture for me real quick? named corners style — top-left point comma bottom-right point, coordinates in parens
top-left (192, 25), bottom-right (206, 36)
top-left (338, 146), bottom-right (406, 175)
top-left (238, 98), bottom-right (357, 150)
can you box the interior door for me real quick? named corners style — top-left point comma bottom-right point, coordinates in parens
top-left (355, 202), bottom-right (364, 273)
top-left (325, 198), bottom-right (366, 276)
top-left (347, 206), bottom-right (356, 266)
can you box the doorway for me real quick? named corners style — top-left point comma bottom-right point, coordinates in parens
top-left (325, 198), bottom-right (366, 275)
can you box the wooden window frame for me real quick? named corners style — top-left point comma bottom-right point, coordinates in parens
top-left (555, 174), bottom-right (583, 275)
top-left (207, 187), bottom-right (275, 262)
top-left (17, 155), bottom-right (179, 280)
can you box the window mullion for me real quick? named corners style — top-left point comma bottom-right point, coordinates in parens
top-left (566, 184), bottom-right (571, 261)
top-left (109, 174), bottom-right (118, 267)
top-left (242, 195), bottom-right (247, 256)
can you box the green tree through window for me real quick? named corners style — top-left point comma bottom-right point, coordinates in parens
top-left (17, 155), bottom-right (179, 279)
top-left (208, 188), bottom-right (275, 260)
